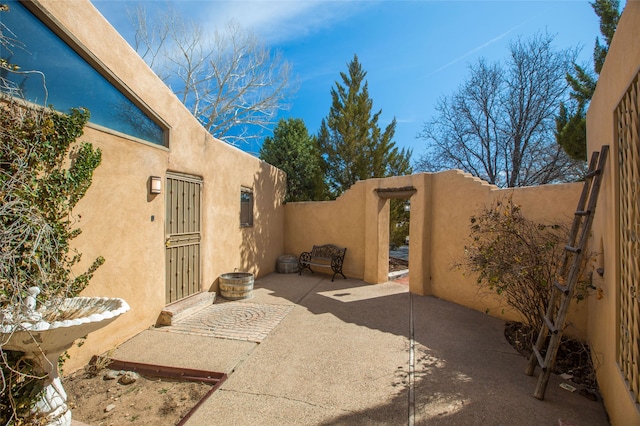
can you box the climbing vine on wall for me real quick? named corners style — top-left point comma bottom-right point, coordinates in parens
top-left (0, 99), bottom-right (103, 423)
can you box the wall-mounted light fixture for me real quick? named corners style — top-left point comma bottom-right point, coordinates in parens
top-left (404, 200), bottom-right (411, 212)
top-left (150, 176), bottom-right (162, 194)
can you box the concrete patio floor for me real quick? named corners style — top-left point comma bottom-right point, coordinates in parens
top-left (109, 273), bottom-right (609, 425)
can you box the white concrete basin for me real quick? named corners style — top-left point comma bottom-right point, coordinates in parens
top-left (1, 297), bottom-right (129, 353)
top-left (0, 296), bottom-right (129, 426)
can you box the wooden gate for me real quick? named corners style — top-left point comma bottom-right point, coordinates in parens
top-left (165, 172), bottom-right (202, 303)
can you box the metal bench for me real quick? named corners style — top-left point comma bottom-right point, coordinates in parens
top-left (298, 244), bottom-right (347, 281)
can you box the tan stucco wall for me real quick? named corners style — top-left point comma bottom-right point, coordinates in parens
top-left (428, 172), bottom-right (587, 332)
top-left (285, 171), bottom-right (586, 334)
top-left (586, 0), bottom-right (640, 423)
top-left (29, 0), bottom-right (286, 372)
top-left (284, 185), bottom-right (367, 279)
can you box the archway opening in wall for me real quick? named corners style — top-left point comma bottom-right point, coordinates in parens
top-left (389, 198), bottom-right (410, 280)
top-left (375, 186), bottom-right (416, 284)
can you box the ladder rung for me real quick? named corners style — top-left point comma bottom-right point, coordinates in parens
top-left (554, 281), bottom-right (569, 294)
top-left (533, 347), bottom-right (547, 370)
top-left (574, 210), bottom-right (590, 216)
top-left (585, 169), bottom-right (601, 179)
top-left (543, 315), bottom-right (558, 334)
top-left (565, 244), bottom-right (581, 253)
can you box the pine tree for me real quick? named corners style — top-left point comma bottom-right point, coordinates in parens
top-left (259, 118), bottom-right (326, 202)
top-left (317, 55), bottom-right (412, 197)
top-left (557, 0), bottom-right (620, 161)
top-left (593, 0), bottom-right (620, 74)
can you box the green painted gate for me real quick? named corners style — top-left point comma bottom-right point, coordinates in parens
top-left (165, 172), bottom-right (202, 303)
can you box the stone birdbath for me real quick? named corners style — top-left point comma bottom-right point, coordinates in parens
top-left (0, 287), bottom-right (130, 425)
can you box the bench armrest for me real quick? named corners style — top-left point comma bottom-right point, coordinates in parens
top-left (299, 251), bottom-right (312, 264)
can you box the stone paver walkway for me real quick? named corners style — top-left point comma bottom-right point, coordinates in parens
top-left (157, 301), bottom-right (293, 343)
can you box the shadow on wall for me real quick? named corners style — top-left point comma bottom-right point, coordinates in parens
top-left (239, 161), bottom-right (286, 276)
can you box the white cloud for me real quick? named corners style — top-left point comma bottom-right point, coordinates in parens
top-left (193, 1), bottom-right (370, 44)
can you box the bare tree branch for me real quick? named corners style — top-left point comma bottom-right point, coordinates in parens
top-left (129, 7), bottom-right (295, 147)
top-left (417, 33), bottom-right (585, 187)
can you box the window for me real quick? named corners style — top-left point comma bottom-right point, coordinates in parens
top-left (0, 1), bottom-right (166, 146)
top-left (240, 188), bottom-right (254, 227)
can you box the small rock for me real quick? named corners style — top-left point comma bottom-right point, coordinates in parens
top-left (118, 371), bottom-right (139, 385)
top-left (104, 403), bottom-right (116, 413)
top-left (103, 370), bottom-right (120, 380)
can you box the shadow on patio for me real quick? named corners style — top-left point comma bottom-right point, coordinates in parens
top-left (112, 273), bottom-right (608, 425)
top-left (250, 273), bottom-right (609, 425)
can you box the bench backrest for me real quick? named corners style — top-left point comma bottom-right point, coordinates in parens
top-left (311, 244), bottom-right (346, 259)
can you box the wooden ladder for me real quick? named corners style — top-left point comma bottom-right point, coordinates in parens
top-left (524, 145), bottom-right (609, 400)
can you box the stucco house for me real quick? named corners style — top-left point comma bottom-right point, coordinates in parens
top-left (2, 0), bottom-right (639, 423)
top-left (1, 0), bottom-right (287, 371)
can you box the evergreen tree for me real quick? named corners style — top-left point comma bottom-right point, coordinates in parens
top-left (593, 0), bottom-right (620, 74)
top-left (557, 0), bottom-right (620, 161)
top-left (259, 118), bottom-right (325, 202)
top-left (555, 103), bottom-right (587, 161)
top-left (390, 199), bottom-right (410, 248)
top-left (317, 55), bottom-right (412, 198)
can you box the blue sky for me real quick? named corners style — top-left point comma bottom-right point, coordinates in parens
top-left (92, 0), bottom-right (613, 160)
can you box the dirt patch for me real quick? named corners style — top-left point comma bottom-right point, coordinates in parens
top-left (504, 321), bottom-right (598, 393)
top-left (63, 366), bottom-right (211, 425)
top-left (389, 256), bottom-right (408, 272)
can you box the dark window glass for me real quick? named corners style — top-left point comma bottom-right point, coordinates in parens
top-left (240, 189), bottom-right (253, 227)
top-left (0, 1), bottom-right (165, 145)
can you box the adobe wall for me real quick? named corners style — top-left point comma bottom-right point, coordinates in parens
top-left (586, 0), bottom-right (640, 423)
top-left (284, 185), bottom-right (368, 279)
top-left (285, 171), bottom-right (585, 335)
top-left (31, 0), bottom-right (286, 372)
top-left (429, 172), bottom-right (587, 334)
